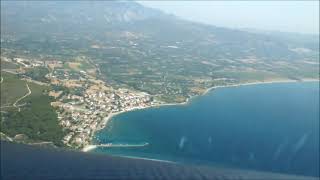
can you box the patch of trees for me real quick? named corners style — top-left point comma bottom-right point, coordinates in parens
top-left (1, 94), bottom-right (65, 146)
top-left (24, 67), bottom-right (49, 83)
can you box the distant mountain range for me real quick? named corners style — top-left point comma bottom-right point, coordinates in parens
top-left (2, 1), bottom-right (318, 57)
top-left (1, 1), bottom-right (167, 33)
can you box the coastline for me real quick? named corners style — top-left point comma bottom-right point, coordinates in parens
top-left (82, 78), bottom-right (319, 152)
top-left (83, 111), bottom-right (131, 152)
top-left (203, 78), bottom-right (319, 95)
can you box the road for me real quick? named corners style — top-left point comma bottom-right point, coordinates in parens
top-left (13, 83), bottom-right (31, 112)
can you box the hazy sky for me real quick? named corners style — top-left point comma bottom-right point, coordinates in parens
top-left (139, 1), bottom-right (319, 35)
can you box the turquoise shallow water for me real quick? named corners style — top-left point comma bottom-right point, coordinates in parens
top-left (93, 82), bottom-right (319, 177)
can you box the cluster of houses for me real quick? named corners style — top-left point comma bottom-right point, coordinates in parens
top-left (54, 81), bottom-right (157, 148)
top-left (2, 56), bottom-right (161, 149)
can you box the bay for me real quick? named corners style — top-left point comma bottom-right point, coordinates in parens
top-left (93, 82), bottom-right (319, 177)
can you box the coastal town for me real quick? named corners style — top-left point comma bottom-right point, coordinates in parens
top-left (1, 2), bottom-right (319, 178)
top-left (54, 82), bottom-right (157, 149)
top-left (1, 56), bottom-right (162, 149)
top-left (1, 55), bottom-right (318, 150)
top-left (2, 54), bottom-right (318, 149)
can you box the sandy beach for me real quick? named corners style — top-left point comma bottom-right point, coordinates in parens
top-left (82, 78), bottom-right (319, 152)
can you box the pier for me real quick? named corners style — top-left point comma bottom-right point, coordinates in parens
top-left (97, 142), bottom-right (149, 148)
top-left (83, 142), bottom-right (149, 152)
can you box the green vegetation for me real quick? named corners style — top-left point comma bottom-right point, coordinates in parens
top-left (0, 1), bottom-right (319, 150)
top-left (214, 71), bottom-right (285, 82)
top-left (1, 73), bottom-right (65, 146)
top-left (1, 1), bottom-right (319, 104)
top-left (79, 61), bottom-right (94, 70)
top-left (0, 72), bottom-right (28, 106)
top-left (24, 66), bottom-right (50, 83)
top-left (52, 85), bottom-right (70, 95)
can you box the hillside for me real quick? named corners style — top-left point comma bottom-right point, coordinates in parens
top-left (1, 1), bottom-right (319, 103)
top-left (0, 72), bottom-right (64, 146)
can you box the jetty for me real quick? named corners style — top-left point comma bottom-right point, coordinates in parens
top-left (83, 142), bottom-right (149, 152)
top-left (97, 142), bottom-right (149, 148)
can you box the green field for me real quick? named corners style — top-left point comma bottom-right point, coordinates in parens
top-left (0, 72), bottom-right (65, 146)
top-left (0, 72), bottom-right (28, 107)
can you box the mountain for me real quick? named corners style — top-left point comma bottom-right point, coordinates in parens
top-left (1, 1), bottom-right (167, 36)
top-left (1, 1), bottom-right (319, 102)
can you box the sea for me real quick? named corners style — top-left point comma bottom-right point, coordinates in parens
top-left (93, 82), bottom-right (319, 177)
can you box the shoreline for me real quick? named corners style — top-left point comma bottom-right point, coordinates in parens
top-left (82, 78), bottom-right (319, 152)
top-left (203, 78), bottom-right (319, 95)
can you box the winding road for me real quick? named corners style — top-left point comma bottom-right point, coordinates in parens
top-left (13, 83), bottom-right (31, 112)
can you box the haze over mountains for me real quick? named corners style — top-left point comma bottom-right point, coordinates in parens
top-left (1, 1), bottom-right (319, 102)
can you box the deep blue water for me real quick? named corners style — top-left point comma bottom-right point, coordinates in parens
top-left (93, 82), bottom-right (319, 177)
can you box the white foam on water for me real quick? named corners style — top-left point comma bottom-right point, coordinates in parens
top-left (179, 136), bottom-right (187, 149)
